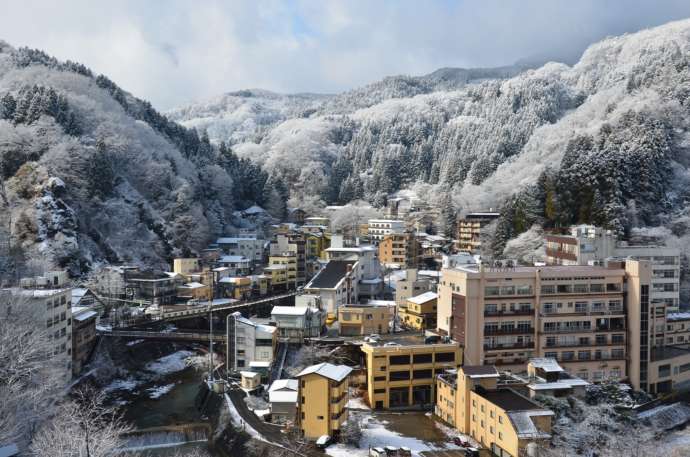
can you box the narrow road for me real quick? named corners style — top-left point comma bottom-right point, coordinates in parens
top-left (226, 388), bottom-right (287, 443)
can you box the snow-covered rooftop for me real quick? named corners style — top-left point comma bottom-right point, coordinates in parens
top-left (219, 255), bottom-right (250, 263)
top-left (269, 390), bottom-right (298, 404)
top-left (507, 411), bottom-right (553, 439)
top-left (240, 371), bottom-right (260, 379)
top-left (529, 358), bottom-right (565, 373)
top-left (269, 379), bottom-right (298, 392)
top-left (296, 362), bottom-right (352, 382)
top-left (407, 291), bottom-right (438, 304)
top-left (667, 312), bottom-right (690, 321)
top-left (271, 306), bottom-right (309, 316)
top-left (73, 310), bottom-right (98, 322)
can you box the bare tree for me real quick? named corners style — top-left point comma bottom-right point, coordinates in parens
top-left (0, 292), bottom-right (62, 447)
top-left (29, 387), bottom-right (131, 457)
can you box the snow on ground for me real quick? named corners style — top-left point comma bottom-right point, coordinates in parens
top-left (145, 350), bottom-right (195, 376)
top-left (346, 395), bottom-right (371, 410)
top-left (147, 382), bottom-right (177, 399)
top-left (253, 408), bottom-right (270, 418)
top-left (126, 339), bottom-right (145, 347)
top-left (104, 378), bottom-right (140, 393)
top-left (328, 414), bottom-right (461, 457)
top-left (224, 393), bottom-right (265, 441)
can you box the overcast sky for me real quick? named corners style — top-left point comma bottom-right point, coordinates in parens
top-left (2, 0), bottom-right (690, 110)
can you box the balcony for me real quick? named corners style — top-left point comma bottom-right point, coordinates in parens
top-left (541, 307), bottom-right (625, 317)
top-left (484, 327), bottom-right (535, 336)
top-left (484, 342), bottom-right (535, 350)
top-left (542, 327), bottom-right (592, 334)
top-left (484, 309), bottom-right (534, 317)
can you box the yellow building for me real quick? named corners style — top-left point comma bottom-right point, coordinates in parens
top-left (173, 258), bottom-right (202, 275)
top-left (296, 363), bottom-right (353, 440)
top-left (362, 338), bottom-right (462, 409)
top-left (219, 276), bottom-right (252, 299)
top-left (378, 232), bottom-right (420, 268)
top-left (265, 253), bottom-right (298, 290)
top-left (437, 365), bottom-right (553, 457)
top-left (338, 303), bottom-right (392, 336)
top-left (399, 291), bottom-right (437, 330)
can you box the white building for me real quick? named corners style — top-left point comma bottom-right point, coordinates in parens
top-left (216, 237), bottom-right (265, 263)
top-left (367, 219), bottom-right (405, 242)
top-left (3, 271), bottom-right (72, 383)
top-left (268, 379), bottom-right (299, 424)
top-left (324, 236), bottom-right (383, 300)
top-left (226, 312), bottom-right (276, 371)
top-left (217, 255), bottom-right (252, 275)
top-left (271, 306), bottom-right (324, 343)
top-left (545, 225), bottom-right (681, 311)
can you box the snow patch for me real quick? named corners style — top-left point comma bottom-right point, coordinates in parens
top-left (147, 383), bottom-right (177, 399)
top-left (145, 350), bottom-right (195, 376)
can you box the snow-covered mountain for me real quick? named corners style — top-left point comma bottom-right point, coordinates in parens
top-left (3, 18), bottom-right (690, 278)
top-left (170, 19), bottom-right (690, 254)
top-left (0, 42), bottom-right (269, 275)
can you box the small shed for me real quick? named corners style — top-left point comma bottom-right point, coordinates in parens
top-left (240, 371), bottom-right (261, 391)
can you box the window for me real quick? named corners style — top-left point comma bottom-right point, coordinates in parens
top-left (590, 283), bottom-right (604, 293)
top-left (413, 369), bottom-right (432, 379)
top-left (516, 285), bottom-right (532, 295)
top-left (413, 353), bottom-right (432, 364)
top-left (374, 388), bottom-right (386, 394)
top-left (541, 285), bottom-right (555, 294)
top-left (389, 371), bottom-right (410, 381)
top-left (573, 284), bottom-right (588, 293)
top-left (498, 416), bottom-right (503, 424)
top-left (435, 352), bottom-right (455, 363)
top-left (485, 286), bottom-right (500, 296)
top-left (374, 376), bottom-right (386, 381)
top-left (498, 432), bottom-right (503, 440)
top-left (490, 426), bottom-right (494, 434)
top-left (390, 355), bottom-right (410, 365)
top-left (317, 416), bottom-right (324, 420)
top-left (500, 286), bottom-right (515, 296)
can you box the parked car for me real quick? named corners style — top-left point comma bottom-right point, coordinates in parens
top-left (316, 435), bottom-right (332, 449)
top-left (453, 436), bottom-right (470, 447)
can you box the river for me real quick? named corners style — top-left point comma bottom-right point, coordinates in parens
top-left (100, 340), bottom-right (217, 456)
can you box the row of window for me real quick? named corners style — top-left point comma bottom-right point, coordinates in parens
top-left (543, 348), bottom-right (624, 361)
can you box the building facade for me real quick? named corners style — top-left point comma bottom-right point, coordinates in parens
top-left (297, 363), bottom-right (352, 440)
top-left (399, 291), bottom-right (438, 331)
top-left (544, 225), bottom-right (681, 312)
top-left (4, 271), bottom-right (73, 383)
top-left (216, 236), bottom-right (265, 264)
top-left (436, 365), bottom-right (553, 457)
top-left (378, 232), bottom-right (420, 268)
top-left (456, 212), bottom-right (500, 254)
top-left (71, 306), bottom-right (98, 375)
top-left (362, 339), bottom-right (462, 410)
top-left (437, 263), bottom-right (646, 385)
top-left (271, 305), bottom-right (324, 343)
top-left (337, 303), bottom-right (392, 336)
top-left (226, 312), bottom-right (277, 372)
top-left (367, 219), bottom-right (406, 242)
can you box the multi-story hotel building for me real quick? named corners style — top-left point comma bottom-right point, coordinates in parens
top-left (545, 224), bottom-right (680, 312)
top-left (362, 337), bottom-right (462, 409)
top-left (437, 261), bottom-right (654, 389)
top-left (3, 271), bottom-right (73, 383)
top-left (456, 212), bottom-right (500, 254)
top-left (367, 219), bottom-right (406, 242)
top-left (296, 363), bottom-right (352, 440)
top-left (378, 232), bottom-right (420, 268)
top-left (436, 365), bottom-right (553, 457)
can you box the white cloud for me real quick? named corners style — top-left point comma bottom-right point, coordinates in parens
top-left (1, 0), bottom-right (689, 109)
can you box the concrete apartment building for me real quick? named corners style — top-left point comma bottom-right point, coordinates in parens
top-left (324, 236), bottom-right (383, 300)
top-left (3, 271), bottom-right (73, 383)
top-left (436, 365), bottom-right (553, 457)
top-left (399, 291), bottom-right (438, 331)
top-left (304, 260), bottom-right (357, 316)
top-left (378, 232), bottom-right (420, 268)
top-left (217, 255), bottom-right (252, 276)
top-left (268, 379), bottom-right (299, 424)
top-left (297, 363), bottom-right (352, 440)
top-left (226, 312), bottom-right (277, 372)
top-left (394, 269), bottom-right (435, 307)
top-left (216, 236), bottom-right (265, 264)
top-left (456, 212), bottom-right (500, 254)
top-left (270, 234), bottom-right (307, 286)
top-left (545, 224), bottom-right (680, 312)
top-left (437, 262), bottom-right (646, 387)
top-left (71, 306), bottom-right (98, 375)
top-left (337, 302), bottom-right (392, 336)
top-left (362, 337), bottom-right (462, 410)
top-left (271, 305), bottom-right (324, 343)
top-left (368, 219), bottom-right (406, 242)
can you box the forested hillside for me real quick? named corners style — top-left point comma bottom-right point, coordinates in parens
top-left (171, 19), bottom-right (690, 257)
top-left (0, 41), bottom-right (271, 277)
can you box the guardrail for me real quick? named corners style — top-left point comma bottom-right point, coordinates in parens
top-left (98, 329), bottom-right (227, 342)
